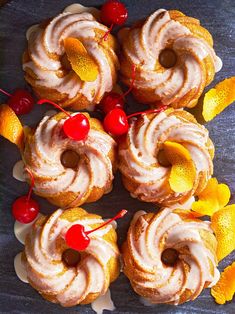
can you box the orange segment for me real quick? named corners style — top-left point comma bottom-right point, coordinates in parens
top-left (64, 37), bottom-right (99, 82)
top-left (0, 104), bottom-right (23, 148)
top-left (192, 178), bottom-right (231, 216)
top-left (203, 77), bottom-right (235, 121)
top-left (211, 261), bottom-right (235, 304)
top-left (163, 141), bottom-right (196, 193)
top-left (211, 205), bottom-right (235, 261)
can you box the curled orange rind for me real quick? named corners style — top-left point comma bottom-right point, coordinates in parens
top-left (211, 261), bottom-right (235, 304)
top-left (203, 76), bottom-right (235, 122)
top-left (0, 104), bottom-right (23, 148)
top-left (64, 37), bottom-right (99, 82)
top-left (211, 205), bottom-right (235, 261)
top-left (192, 178), bottom-right (230, 216)
top-left (163, 141), bottom-right (196, 193)
top-left (173, 209), bottom-right (202, 220)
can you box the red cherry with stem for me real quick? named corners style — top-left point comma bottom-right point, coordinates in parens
top-left (65, 224), bottom-right (90, 251)
top-left (100, 92), bottom-right (125, 114)
top-left (0, 88), bottom-right (34, 115)
top-left (103, 105), bottom-right (168, 136)
top-left (101, 1), bottom-right (128, 26)
top-left (37, 99), bottom-right (90, 141)
top-left (100, 1), bottom-right (128, 41)
top-left (103, 108), bottom-right (129, 136)
top-left (65, 209), bottom-right (127, 251)
top-left (12, 168), bottom-right (39, 224)
top-left (63, 115), bottom-right (90, 141)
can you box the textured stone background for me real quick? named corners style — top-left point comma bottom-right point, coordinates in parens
top-left (0, 0), bottom-right (234, 313)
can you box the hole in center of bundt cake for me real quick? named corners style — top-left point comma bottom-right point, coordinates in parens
top-left (62, 249), bottom-right (81, 267)
top-left (60, 53), bottom-right (72, 71)
top-left (61, 150), bottom-right (80, 169)
top-left (159, 49), bottom-right (177, 68)
top-left (157, 149), bottom-right (171, 167)
top-left (161, 248), bottom-right (179, 266)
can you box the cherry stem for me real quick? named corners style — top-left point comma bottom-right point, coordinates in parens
top-left (25, 167), bottom-right (35, 202)
top-left (127, 105), bottom-right (168, 119)
top-left (86, 209), bottom-right (127, 235)
top-left (37, 99), bottom-right (71, 118)
top-left (121, 64), bottom-right (137, 99)
top-left (101, 23), bottom-right (114, 41)
top-left (0, 88), bottom-right (12, 97)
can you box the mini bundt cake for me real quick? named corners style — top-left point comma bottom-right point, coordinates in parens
top-left (22, 111), bottom-right (117, 207)
top-left (122, 208), bottom-right (220, 305)
top-left (23, 207), bottom-right (120, 307)
top-left (119, 9), bottom-right (222, 108)
top-left (118, 108), bottom-right (214, 205)
top-left (23, 8), bottom-right (119, 110)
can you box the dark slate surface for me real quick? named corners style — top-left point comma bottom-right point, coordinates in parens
top-left (0, 0), bottom-right (234, 313)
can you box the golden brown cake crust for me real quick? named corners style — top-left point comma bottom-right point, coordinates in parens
top-left (119, 9), bottom-right (221, 108)
top-left (24, 207), bottom-right (120, 307)
top-left (118, 108), bottom-right (214, 205)
top-left (122, 208), bottom-right (219, 305)
top-left (23, 11), bottom-right (119, 110)
top-left (22, 112), bottom-right (117, 208)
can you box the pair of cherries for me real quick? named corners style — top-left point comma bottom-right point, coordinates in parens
top-left (12, 165), bottom-right (127, 252)
top-left (100, 63), bottom-right (167, 136)
top-left (102, 96), bottom-right (167, 136)
top-left (0, 87), bottom-right (90, 141)
top-left (12, 166), bottom-right (126, 251)
top-left (12, 164), bottom-right (126, 252)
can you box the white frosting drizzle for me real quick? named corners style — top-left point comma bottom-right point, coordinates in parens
top-left (12, 160), bottom-right (26, 182)
top-left (120, 9), bottom-right (222, 106)
top-left (124, 208), bottom-right (219, 305)
top-left (23, 209), bottom-right (119, 307)
top-left (14, 252), bottom-right (29, 283)
top-left (119, 109), bottom-right (213, 204)
top-left (22, 113), bottom-right (116, 206)
top-left (63, 3), bottom-right (100, 20)
top-left (14, 213), bottom-right (42, 244)
top-left (26, 24), bottom-right (39, 41)
top-left (23, 6), bottom-right (118, 104)
top-left (139, 297), bottom-right (154, 307)
top-left (91, 289), bottom-right (115, 314)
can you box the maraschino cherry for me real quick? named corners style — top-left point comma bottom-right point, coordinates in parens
top-left (101, 0), bottom-right (128, 26)
top-left (100, 92), bottom-right (125, 114)
top-left (37, 99), bottom-right (90, 141)
top-left (12, 168), bottom-right (39, 224)
top-left (104, 105), bottom-right (168, 136)
top-left (100, 0), bottom-right (128, 41)
top-left (0, 88), bottom-right (34, 115)
top-left (65, 209), bottom-right (127, 251)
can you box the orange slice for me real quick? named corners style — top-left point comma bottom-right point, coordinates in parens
top-left (0, 104), bottom-right (23, 148)
top-left (203, 77), bottom-right (235, 121)
top-left (211, 204), bottom-right (235, 261)
top-left (64, 37), bottom-right (99, 82)
top-left (163, 141), bottom-right (196, 193)
top-left (192, 178), bottom-right (231, 216)
top-left (211, 261), bottom-right (235, 304)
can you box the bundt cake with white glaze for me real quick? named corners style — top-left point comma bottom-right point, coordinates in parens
top-left (22, 111), bottom-right (117, 207)
top-left (118, 108), bottom-right (214, 205)
top-left (122, 208), bottom-right (220, 305)
top-left (23, 7), bottom-right (119, 110)
top-left (119, 9), bottom-right (222, 108)
top-left (23, 207), bottom-right (120, 306)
